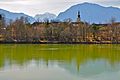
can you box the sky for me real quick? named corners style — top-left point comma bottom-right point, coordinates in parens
top-left (0, 0), bottom-right (120, 16)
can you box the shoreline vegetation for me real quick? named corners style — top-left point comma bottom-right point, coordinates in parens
top-left (1, 41), bottom-right (120, 44)
top-left (1, 13), bottom-right (120, 44)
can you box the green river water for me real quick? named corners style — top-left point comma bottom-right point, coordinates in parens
top-left (0, 44), bottom-right (120, 80)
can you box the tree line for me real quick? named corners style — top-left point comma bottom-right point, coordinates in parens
top-left (0, 16), bottom-right (120, 43)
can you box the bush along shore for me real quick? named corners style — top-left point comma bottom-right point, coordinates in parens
top-left (1, 41), bottom-right (120, 44)
top-left (1, 15), bottom-right (120, 44)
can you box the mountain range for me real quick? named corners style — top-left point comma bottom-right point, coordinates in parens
top-left (0, 2), bottom-right (120, 24)
top-left (35, 12), bottom-right (57, 22)
top-left (0, 9), bottom-right (35, 23)
top-left (57, 2), bottom-right (120, 23)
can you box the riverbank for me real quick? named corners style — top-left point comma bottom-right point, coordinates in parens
top-left (0, 41), bottom-right (120, 44)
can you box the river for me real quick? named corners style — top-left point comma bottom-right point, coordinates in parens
top-left (0, 44), bottom-right (120, 80)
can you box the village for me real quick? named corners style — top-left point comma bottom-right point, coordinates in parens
top-left (0, 11), bottom-right (120, 44)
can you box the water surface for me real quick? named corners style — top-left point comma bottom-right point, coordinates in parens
top-left (0, 44), bottom-right (120, 80)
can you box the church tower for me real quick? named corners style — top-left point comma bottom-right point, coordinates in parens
top-left (0, 14), bottom-right (2, 20)
top-left (77, 11), bottom-right (81, 22)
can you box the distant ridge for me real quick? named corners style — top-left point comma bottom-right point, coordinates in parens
top-left (35, 12), bottom-right (57, 22)
top-left (0, 9), bottom-right (35, 23)
top-left (57, 2), bottom-right (120, 23)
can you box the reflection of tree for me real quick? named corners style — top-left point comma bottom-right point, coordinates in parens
top-left (0, 44), bottom-right (120, 71)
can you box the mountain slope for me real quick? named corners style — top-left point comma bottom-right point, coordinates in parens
top-left (57, 2), bottom-right (120, 23)
top-left (35, 12), bottom-right (56, 22)
top-left (0, 9), bottom-right (35, 23)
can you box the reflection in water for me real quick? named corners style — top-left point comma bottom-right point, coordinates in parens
top-left (0, 44), bottom-right (120, 80)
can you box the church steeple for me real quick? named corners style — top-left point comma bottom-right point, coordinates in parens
top-left (0, 14), bottom-right (2, 20)
top-left (77, 11), bottom-right (81, 22)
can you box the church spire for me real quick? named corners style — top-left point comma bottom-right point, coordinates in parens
top-left (77, 11), bottom-right (81, 22)
top-left (0, 14), bottom-right (2, 20)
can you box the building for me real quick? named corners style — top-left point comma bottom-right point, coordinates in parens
top-left (0, 15), bottom-right (2, 20)
top-left (77, 11), bottom-right (81, 22)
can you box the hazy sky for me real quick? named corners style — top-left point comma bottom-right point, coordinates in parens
top-left (0, 0), bottom-right (120, 16)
